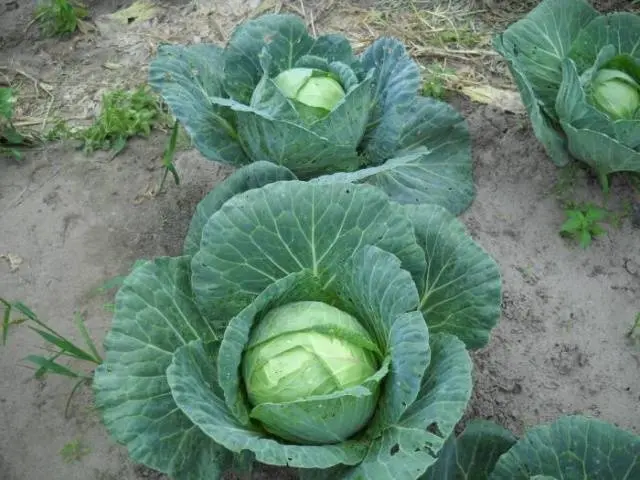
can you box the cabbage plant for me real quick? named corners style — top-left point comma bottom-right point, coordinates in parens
top-left (93, 162), bottom-right (501, 479)
top-left (148, 14), bottom-right (474, 214)
top-left (423, 415), bottom-right (640, 479)
top-left (493, 0), bottom-right (640, 189)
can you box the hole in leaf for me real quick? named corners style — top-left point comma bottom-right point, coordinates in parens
top-left (426, 422), bottom-right (442, 436)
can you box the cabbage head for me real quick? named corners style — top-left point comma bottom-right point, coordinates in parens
top-left (149, 14), bottom-right (474, 214)
top-left (93, 162), bottom-right (502, 480)
top-left (493, 0), bottom-right (640, 189)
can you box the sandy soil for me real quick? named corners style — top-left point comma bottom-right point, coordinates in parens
top-left (1, 1), bottom-right (639, 479)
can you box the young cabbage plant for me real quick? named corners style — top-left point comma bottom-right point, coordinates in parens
top-left (494, 0), bottom-right (640, 190)
top-left (148, 14), bottom-right (474, 215)
top-left (93, 162), bottom-right (502, 480)
top-left (423, 415), bottom-right (640, 479)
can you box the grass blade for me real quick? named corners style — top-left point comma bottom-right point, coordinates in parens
top-left (158, 119), bottom-right (180, 191)
top-left (12, 301), bottom-right (38, 321)
top-left (33, 350), bottom-right (64, 378)
top-left (24, 354), bottom-right (85, 379)
top-left (27, 326), bottom-right (98, 363)
top-left (13, 301), bottom-right (70, 340)
top-left (65, 378), bottom-right (90, 419)
top-left (74, 313), bottom-right (102, 363)
top-left (1, 298), bottom-right (11, 345)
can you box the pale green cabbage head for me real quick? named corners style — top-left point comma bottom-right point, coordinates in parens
top-left (273, 68), bottom-right (346, 118)
top-left (590, 68), bottom-right (640, 120)
top-left (242, 301), bottom-right (381, 442)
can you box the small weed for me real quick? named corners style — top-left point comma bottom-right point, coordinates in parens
top-left (79, 86), bottom-right (164, 156)
top-left (34, 0), bottom-right (88, 36)
top-left (0, 87), bottom-right (27, 160)
top-left (158, 119), bottom-right (181, 191)
top-left (44, 118), bottom-right (76, 141)
top-left (435, 28), bottom-right (483, 48)
top-left (559, 203), bottom-right (609, 249)
top-left (627, 313), bottom-right (640, 345)
top-left (421, 63), bottom-right (457, 100)
top-left (0, 299), bottom-right (102, 417)
top-left (60, 438), bottom-right (90, 463)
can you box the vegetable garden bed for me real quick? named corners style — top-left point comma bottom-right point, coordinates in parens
top-left (1, 0), bottom-right (638, 479)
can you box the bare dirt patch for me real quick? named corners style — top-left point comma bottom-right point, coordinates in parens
top-left (1, 0), bottom-right (639, 479)
top-left (454, 97), bottom-right (640, 436)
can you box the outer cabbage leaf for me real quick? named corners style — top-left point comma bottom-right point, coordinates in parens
top-left (184, 162), bottom-right (297, 257)
top-left (424, 416), bottom-right (640, 480)
top-left (492, 0), bottom-right (598, 112)
top-left (568, 12), bottom-right (640, 73)
top-left (556, 57), bottom-right (616, 137)
top-left (492, 0), bottom-right (598, 166)
top-left (614, 120), bottom-right (640, 149)
top-left (190, 181), bottom-right (426, 320)
top-left (498, 54), bottom-right (573, 167)
top-left (93, 257), bottom-right (233, 479)
top-left (556, 57), bottom-right (640, 185)
top-left (421, 420), bottom-right (517, 480)
top-left (343, 427), bottom-right (444, 480)
top-left (148, 44), bottom-right (249, 165)
top-left (342, 334), bottom-right (472, 480)
top-left (334, 247), bottom-right (427, 432)
top-left (297, 334), bottom-right (472, 480)
top-left (313, 96), bottom-right (474, 214)
top-left (405, 204), bottom-right (502, 349)
top-left (560, 121), bottom-right (640, 186)
top-left (359, 37), bottom-right (421, 162)
top-left (398, 334), bottom-right (472, 439)
top-left (489, 416), bottom-right (640, 479)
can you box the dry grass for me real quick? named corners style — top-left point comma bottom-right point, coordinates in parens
top-left (270, 0), bottom-right (537, 96)
top-left (2, 0), bottom-right (541, 140)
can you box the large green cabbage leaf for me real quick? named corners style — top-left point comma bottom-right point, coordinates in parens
top-left (423, 415), bottom-right (640, 479)
top-left (149, 14), bottom-right (474, 214)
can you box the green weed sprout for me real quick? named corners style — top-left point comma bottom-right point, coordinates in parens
top-left (0, 299), bottom-right (102, 417)
top-left (559, 203), bottom-right (608, 249)
top-left (79, 86), bottom-right (164, 157)
top-left (0, 87), bottom-right (26, 160)
top-left (34, 0), bottom-right (88, 36)
top-left (60, 438), bottom-right (90, 463)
